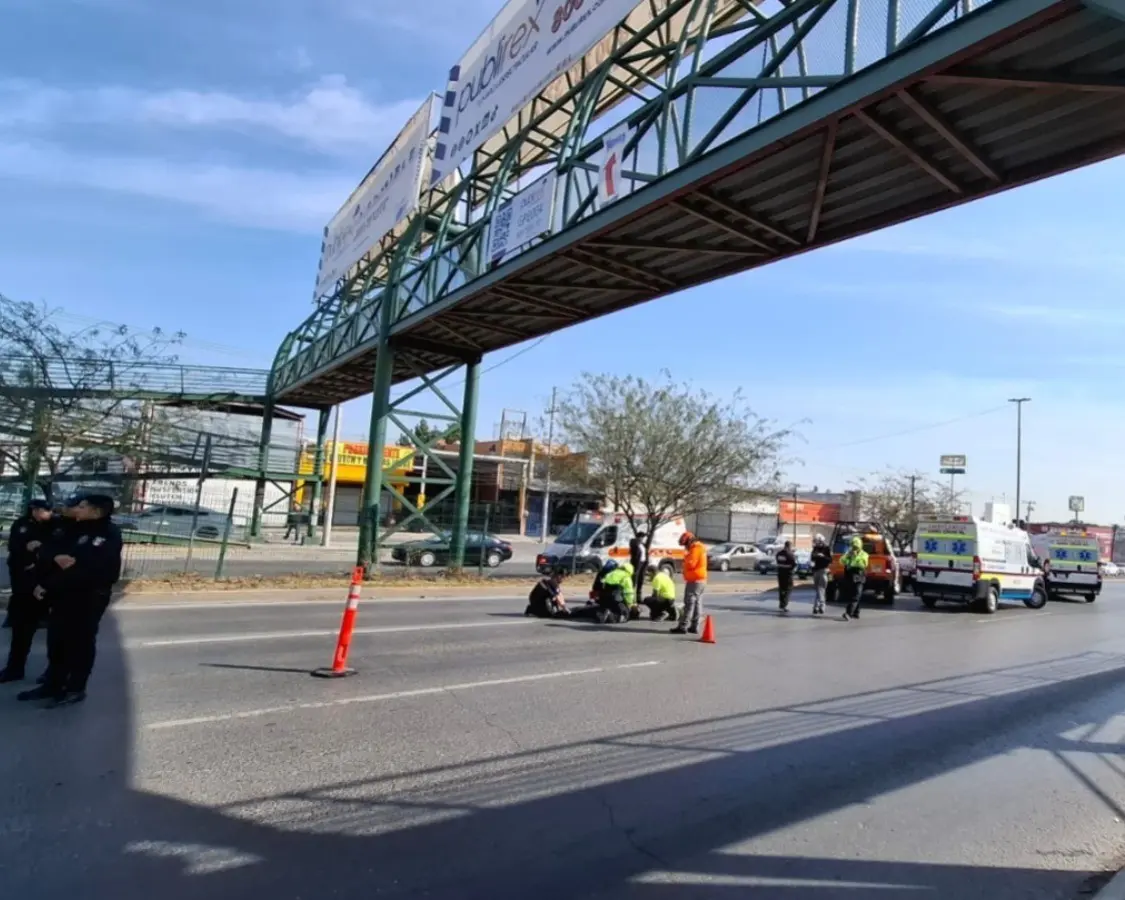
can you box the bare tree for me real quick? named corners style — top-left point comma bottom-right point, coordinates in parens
top-left (0, 295), bottom-right (184, 502)
top-left (554, 372), bottom-right (791, 558)
top-left (852, 468), bottom-right (964, 551)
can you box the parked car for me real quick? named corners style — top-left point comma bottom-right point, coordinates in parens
top-left (756, 549), bottom-right (812, 578)
top-left (1101, 561), bottom-right (1120, 577)
top-left (117, 504), bottom-right (227, 540)
top-left (392, 532), bottom-right (514, 568)
top-left (707, 542), bottom-right (765, 572)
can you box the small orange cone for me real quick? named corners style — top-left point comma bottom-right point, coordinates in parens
top-left (699, 615), bottom-right (716, 644)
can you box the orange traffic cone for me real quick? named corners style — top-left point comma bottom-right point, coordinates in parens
top-left (699, 615), bottom-right (716, 644)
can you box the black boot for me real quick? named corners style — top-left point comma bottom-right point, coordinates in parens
top-left (0, 667), bottom-right (25, 684)
top-left (17, 684), bottom-right (59, 702)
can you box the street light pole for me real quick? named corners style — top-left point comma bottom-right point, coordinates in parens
top-left (1008, 397), bottom-right (1031, 526)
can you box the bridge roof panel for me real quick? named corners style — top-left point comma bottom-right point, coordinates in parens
top-left (276, 0), bottom-right (1125, 408)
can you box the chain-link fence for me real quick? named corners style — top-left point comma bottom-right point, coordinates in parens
top-left (0, 496), bottom-right (536, 587)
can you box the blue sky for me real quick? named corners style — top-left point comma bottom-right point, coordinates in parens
top-left (2, 0), bottom-right (1124, 524)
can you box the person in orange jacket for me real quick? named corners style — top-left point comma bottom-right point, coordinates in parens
top-left (671, 531), bottom-right (707, 635)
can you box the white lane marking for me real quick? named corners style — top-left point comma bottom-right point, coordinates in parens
top-left (118, 595), bottom-right (527, 611)
top-left (147, 660), bottom-right (662, 730)
top-left (131, 619), bottom-right (532, 648)
top-left (119, 585), bottom-right (769, 612)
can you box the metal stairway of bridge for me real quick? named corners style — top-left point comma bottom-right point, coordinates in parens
top-left (271, 0), bottom-right (1125, 407)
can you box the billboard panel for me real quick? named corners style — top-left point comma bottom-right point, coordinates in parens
top-left (487, 171), bottom-right (555, 264)
top-left (314, 95), bottom-right (436, 299)
top-left (432, 0), bottom-right (646, 185)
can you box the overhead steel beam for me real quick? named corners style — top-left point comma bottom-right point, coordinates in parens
top-left (488, 287), bottom-right (585, 319)
top-left (392, 334), bottom-right (480, 363)
top-left (806, 118), bottom-right (838, 243)
top-left (586, 237), bottom-right (763, 257)
top-left (897, 88), bottom-right (1002, 182)
top-left (853, 107), bottom-right (964, 194)
top-left (566, 247), bottom-right (676, 290)
top-left (671, 198), bottom-right (775, 251)
top-left (695, 188), bottom-right (803, 247)
top-left (926, 68), bottom-right (1125, 92)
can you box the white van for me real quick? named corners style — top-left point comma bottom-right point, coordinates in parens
top-left (536, 511), bottom-right (686, 575)
top-left (913, 516), bottom-right (1047, 614)
top-left (1030, 529), bottom-right (1102, 603)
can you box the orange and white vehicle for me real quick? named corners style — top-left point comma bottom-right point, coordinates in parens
top-left (536, 511), bottom-right (686, 575)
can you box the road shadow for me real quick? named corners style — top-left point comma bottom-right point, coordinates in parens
top-left (199, 663), bottom-right (314, 676)
top-left (3, 611), bottom-right (1125, 899)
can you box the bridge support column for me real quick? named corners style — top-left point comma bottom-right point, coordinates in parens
top-left (250, 401), bottom-right (274, 539)
top-left (307, 407), bottom-right (330, 541)
top-left (448, 356), bottom-right (481, 570)
top-left (358, 342), bottom-right (396, 573)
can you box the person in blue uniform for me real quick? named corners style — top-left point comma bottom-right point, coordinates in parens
top-left (18, 494), bottom-right (123, 707)
top-left (0, 500), bottom-right (54, 682)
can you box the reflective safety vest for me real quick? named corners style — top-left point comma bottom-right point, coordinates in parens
top-left (842, 549), bottom-right (869, 572)
top-left (650, 570), bottom-right (676, 601)
top-left (602, 568), bottom-right (637, 606)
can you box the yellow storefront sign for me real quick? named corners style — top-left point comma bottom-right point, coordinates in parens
top-left (298, 442), bottom-right (414, 486)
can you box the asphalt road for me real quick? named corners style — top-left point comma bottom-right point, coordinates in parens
top-left (3, 583), bottom-right (1125, 899)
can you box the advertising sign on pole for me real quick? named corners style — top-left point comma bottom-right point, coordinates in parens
top-left (1068, 495), bottom-right (1085, 513)
top-left (939, 455), bottom-right (966, 476)
top-left (432, 0), bottom-right (644, 185)
top-left (314, 95), bottom-right (436, 299)
top-left (487, 171), bottom-right (556, 265)
top-left (597, 122), bottom-right (632, 206)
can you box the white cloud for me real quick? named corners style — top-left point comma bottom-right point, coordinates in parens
top-left (0, 140), bottom-right (352, 232)
top-left (0, 77), bottom-right (423, 157)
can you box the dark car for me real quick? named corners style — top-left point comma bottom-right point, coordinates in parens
top-left (756, 550), bottom-right (812, 579)
top-left (391, 531), bottom-right (514, 569)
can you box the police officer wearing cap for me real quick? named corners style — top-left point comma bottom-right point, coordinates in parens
top-left (18, 493), bottom-right (122, 706)
top-left (0, 499), bottom-right (55, 682)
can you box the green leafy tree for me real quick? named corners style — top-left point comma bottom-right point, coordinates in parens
top-left (554, 371), bottom-right (791, 559)
top-left (853, 468), bottom-right (965, 551)
top-left (398, 418), bottom-right (460, 447)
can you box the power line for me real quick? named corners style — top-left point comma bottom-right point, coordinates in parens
top-left (823, 405), bottom-right (1008, 451)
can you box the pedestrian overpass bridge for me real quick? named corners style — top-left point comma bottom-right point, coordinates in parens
top-left (263, 0), bottom-right (1125, 565)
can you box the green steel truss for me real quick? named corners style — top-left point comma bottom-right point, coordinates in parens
top-left (271, 0), bottom-right (991, 401)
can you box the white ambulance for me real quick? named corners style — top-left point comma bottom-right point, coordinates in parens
top-left (1029, 529), bottom-right (1102, 603)
top-left (536, 511), bottom-right (687, 575)
top-left (913, 516), bottom-right (1047, 614)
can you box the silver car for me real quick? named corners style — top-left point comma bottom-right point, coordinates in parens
top-left (118, 504), bottom-right (227, 540)
top-left (707, 542), bottom-right (765, 572)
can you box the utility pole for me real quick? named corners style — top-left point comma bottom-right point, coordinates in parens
top-left (1024, 500), bottom-right (1035, 524)
top-left (909, 475), bottom-right (917, 517)
top-left (1008, 397), bottom-right (1031, 526)
top-left (322, 405), bottom-right (341, 547)
top-left (791, 484), bottom-right (799, 545)
top-left (541, 386), bottom-right (557, 542)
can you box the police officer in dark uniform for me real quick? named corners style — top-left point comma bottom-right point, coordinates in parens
top-left (0, 500), bottom-right (55, 682)
top-left (17, 494), bottom-right (122, 706)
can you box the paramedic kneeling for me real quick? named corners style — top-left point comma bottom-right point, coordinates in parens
top-left (597, 561), bottom-right (637, 624)
top-left (643, 563), bottom-right (677, 621)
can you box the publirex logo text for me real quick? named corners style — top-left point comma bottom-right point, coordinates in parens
top-left (454, 1), bottom-right (545, 125)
